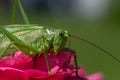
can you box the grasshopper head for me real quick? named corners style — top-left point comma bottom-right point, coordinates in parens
top-left (53, 30), bottom-right (69, 55)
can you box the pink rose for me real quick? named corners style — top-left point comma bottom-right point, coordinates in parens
top-left (0, 51), bottom-right (103, 80)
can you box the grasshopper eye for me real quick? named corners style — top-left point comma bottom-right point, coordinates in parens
top-left (59, 31), bottom-right (64, 36)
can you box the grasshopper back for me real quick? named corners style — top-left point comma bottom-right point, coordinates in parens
top-left (0, 25), bottom-right (69, 57)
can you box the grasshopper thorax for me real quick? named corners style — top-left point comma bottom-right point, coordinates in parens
top-left (52, 30), bottom-right (69, 55)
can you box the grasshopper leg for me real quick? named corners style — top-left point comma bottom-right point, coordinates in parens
top-left (0, 43), bottom-right (13, 58)
top-left (44, 52), bottom-right (51, 74)
top-left (12, 42), bottom-right (38, 57)
top-left (73, 52), bottom-right (87, 80)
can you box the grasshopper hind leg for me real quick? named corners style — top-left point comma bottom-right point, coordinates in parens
top-left (73, 52), bottom-right (88, 80)
top-left (62, 48), bottom-right (87, 80)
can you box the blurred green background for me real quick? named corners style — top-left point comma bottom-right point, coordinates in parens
top-left (0, 0), bottom-right (120, 80)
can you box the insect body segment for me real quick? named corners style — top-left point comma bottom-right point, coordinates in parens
top-left (0, 25), bottom-right (69, 57)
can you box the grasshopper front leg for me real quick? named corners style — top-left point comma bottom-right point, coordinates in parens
top-left (44, 52), bottom-right (51, 74)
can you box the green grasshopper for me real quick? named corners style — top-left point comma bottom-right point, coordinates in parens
top-left (0, 24), bottom-right (120, 68)
top-left (0, 0), bottom-right (120, 80)
top-left (0, 24), bottom-right (69, 74)
top-left (0, 25), bottom-right (68, 57)
top-left (0, 24), bottom-right (120, 80)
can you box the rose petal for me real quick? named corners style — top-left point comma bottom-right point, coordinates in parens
top-left (0, 51), bottom-right (103, 80)
top-left (71, 67), bottom-right (86, 78)
top-left (34, 51), bottom-right (74, 71)
top-left (64, 67), bottom-right (87, 80)
top-left (87, 73), bottom-right (103, 80)
top-left (0, 51), bottom-right (33, 70)
top-left (0, 67), bottom-right (29, 80)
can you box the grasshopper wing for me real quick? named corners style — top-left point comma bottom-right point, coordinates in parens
top-left (0, 25), bottom-right (42, 57)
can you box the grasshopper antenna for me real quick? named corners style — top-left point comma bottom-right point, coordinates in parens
top-left (70, 34), bottom-right (120, 64)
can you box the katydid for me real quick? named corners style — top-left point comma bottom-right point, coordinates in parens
top-left (0, 0), bottom-right (119, 80)
top-left (0, 24), bottom-right (69, 74)
top-left (0, 25), bottom-right (69, 57)
top-left (0, 25), bottom-right (120, 69)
